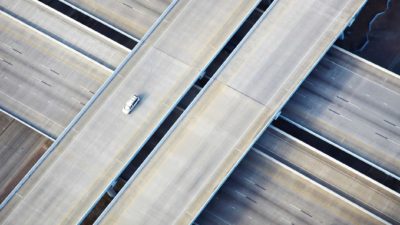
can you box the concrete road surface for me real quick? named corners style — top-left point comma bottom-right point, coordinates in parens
top-left (0, 112), bottom-right (51, 204)
top-left (0, 0), bottom-right (129, 69)
top-left (283, 46), bottom-right (400, 178)
top-left (0, 11), bottom-right (111, 138)
top-left (63, 0), bottom-right (171, 40)
top-left (0, 0), bottom-right (260, 224)
top-left (96, 0), bottom-right (365, 224)
top-left (195, 150), bottom-right (387, 225)
top-left (255, 126), bottom-right (400, 224)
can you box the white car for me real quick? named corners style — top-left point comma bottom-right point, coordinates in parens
top-left (122, 95), bottom-right (140, 115)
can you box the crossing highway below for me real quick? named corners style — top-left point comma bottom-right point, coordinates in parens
top-left (95, 0), bottom-right (366, 224)
top-left (0, 0), bottom-right (261, 224)
top-left (195, 149), bottom-right (388, 225)
top-left (61, 0), bottom-right (171, 40)
top-left (0, 11), bottom-right (111, 138)
top-left (283, 46), bottom-right (400, 179)
top-left (0, 0), bottom-right (129, 69)
top-left (254, 126), bottom-right (400, 224)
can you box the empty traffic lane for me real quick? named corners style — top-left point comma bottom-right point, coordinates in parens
top-left (283, 46), bottom-right (400, 178)
top-left (0, 11), bottom-right (111, 138)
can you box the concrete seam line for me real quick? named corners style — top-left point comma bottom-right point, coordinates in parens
top-left (190, 0), bottom-right (369, 223)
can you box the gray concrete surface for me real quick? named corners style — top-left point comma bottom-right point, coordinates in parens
top-left (195, 150), bottom-right (388, 225)
top-left (283, 46), bottom-right (400, 178)
top-left (0, 0), bottom-right (129, 69)
top-left (0, 112), bottom-right (51, 204)
top-left (96, 0), bottom-right (365, 224)
top-left (0, 11), bottom-right (111, 138)
top-left (255, 126), bottom-right (400, 224)
top-left (0, 1), bottom-right (261, 224)
top-left (63, 0), bottom-right (171, 40)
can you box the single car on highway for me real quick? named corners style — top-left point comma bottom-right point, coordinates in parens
top-left (122, 95), bottom-right (140, 114)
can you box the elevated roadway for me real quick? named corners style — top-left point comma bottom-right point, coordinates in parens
top-left (96, 0), bottom-right (366, 224)
top-left (283, 46), bottom-right (400, 179)
top-left (0, 0), bottom-right (261, 224)
top-left (255, 126), bottom-right (400, 224)
top-left (61, 0), bottom-right (171, 40)
top-left (195, 150), bottom-right (388, 225)
top-left (0, 11), bottom-right (111, 138)
top-left (0, 0), bottom-right (129, 69)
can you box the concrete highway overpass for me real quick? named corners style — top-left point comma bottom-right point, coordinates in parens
top-left (2, 2), bottom-right (398, 176)
top-left (0, 0), bottom-right (398, 224)
top-left (0, 0), bottom-right (261, 224)
top-left (95, 0), bottom-right (366, 224)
